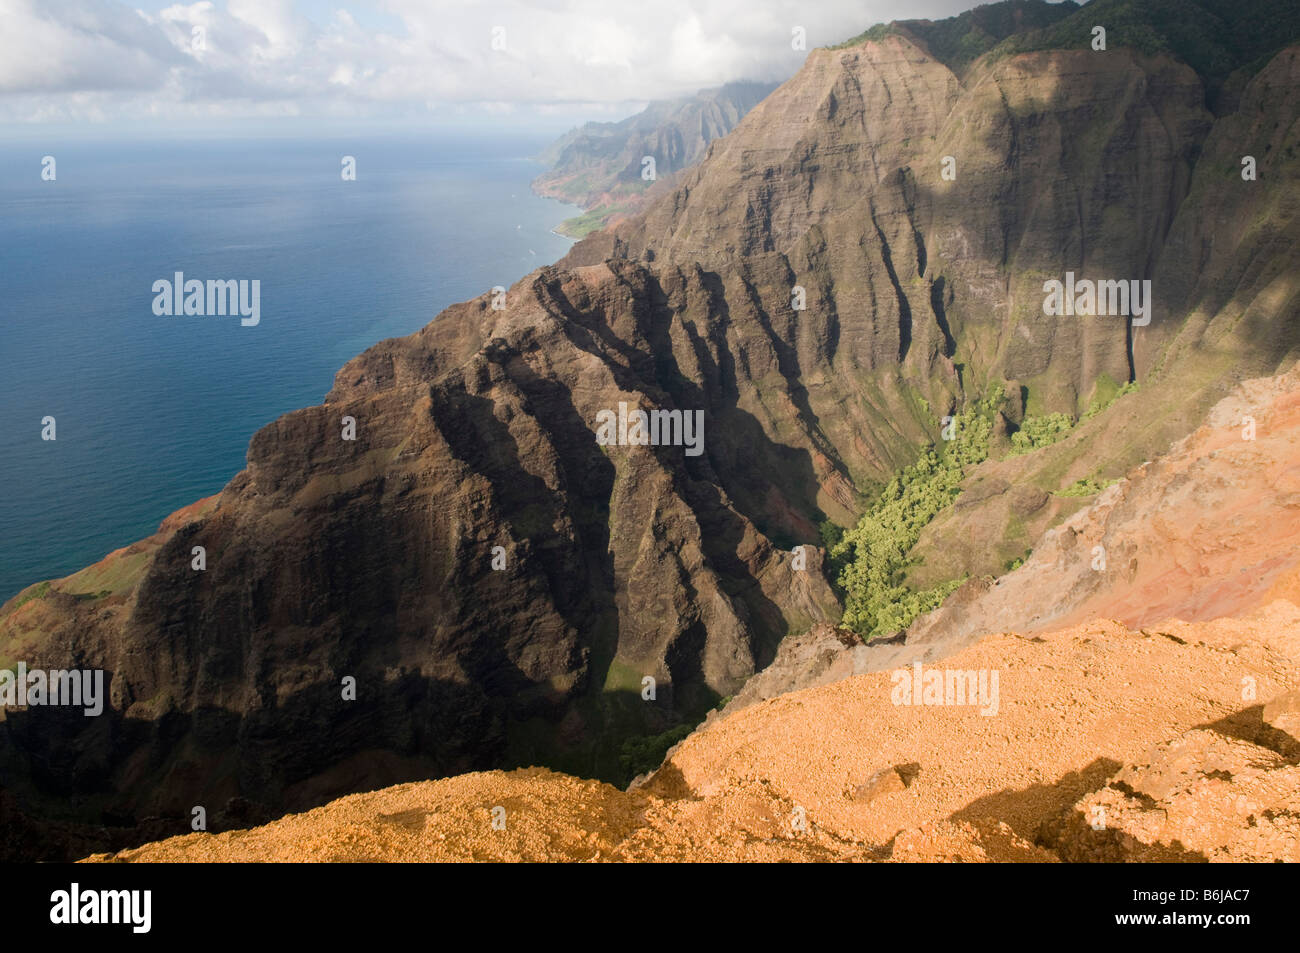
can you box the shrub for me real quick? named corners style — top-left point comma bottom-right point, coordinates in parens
top-left (1008, 412), bottom-right (1074, 455)
top-left (1057, 476), bottom-right (1118, 497)
top-left (1081, 380), bottom-right (1139, 421)
top-left (831, 397), bottom-right (998, 639)
top-left (618, 723), bottom-right (695, 781)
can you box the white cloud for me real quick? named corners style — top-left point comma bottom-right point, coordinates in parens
top-left (0, 0), bottom-right (987, 123)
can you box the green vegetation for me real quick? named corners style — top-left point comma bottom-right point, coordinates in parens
top-left (1082, 380), bottom-right (1139, 421)
top-left (1009, 412), bottom-right (1074, 456)
top-left (831, 395), bottom-right (1003, 639)
top-left (555, 202), bottom-right (636, 239)
top-left (818, 518), bottom-right (844, 553)
top-left (1003, 551), bottom-right (1032, 572)
top-left (601, 657), bottom-right (646, 694)
top-left (828, 22), bottom-right (896, 50)
top-left (898, 0), bottom-right (1080, 73)
top-left (991, 0), bottom-right (1300, 90)
top-left (827, 371), bottom-right (1143, 639)
top-left (505, 685), bottom-right (710, 788)
top-left (618, 723), bottom-right (695, 780)
top-left (1011, 380), bottom-right (1140, 457)
top-left (71, 589), bottom-right (113, 602)
top-left (60, 548), bottom-right (150, 599)
top-left (6, 580), bottom-right (51, 613)
top-left (831, 0), bottom-right (1300, 94)
top-left (1057, 476), bottom-right (1118, 497)
top-left (829, 1), bottom-right (1079, 70)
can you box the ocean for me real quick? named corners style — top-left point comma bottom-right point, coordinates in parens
top-left (0, 132), bottom-right (580, 600)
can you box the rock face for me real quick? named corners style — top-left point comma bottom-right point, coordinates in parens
top-left (4, 2), bottom-right (1300, 858)
top-left (0, 260), bottom-right (843, 855)
top-left (533, 81), bottom-right (777, 235)
top-left (718, 621), bottom-right (870, 713)
top-left (1262, 690), bottom-right (1300, 751)
top-left (703, 361), bottom-right (1300, 708)
top-left (571, 25), bottom-right (1300, 565)
top-left (1044, 724), bottom-right (1300, 862)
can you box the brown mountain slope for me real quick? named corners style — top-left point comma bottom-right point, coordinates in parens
top-left (533, 81), bottom-right (777, 208)
top-left (573, 34), bottom-right (1300, 570)
top-left (909, 362), bottom-right (1300, 645)
top-left (83, 362), bottom-right (1300, 863)
top-left (5, 16), bottom-right (1300, 854)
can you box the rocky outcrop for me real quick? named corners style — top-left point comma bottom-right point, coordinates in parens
top-left (1043, 723), bottom-right (1300, 862)
top-left (575, 24), bottom-right (1300, 573)
top-left (0, 260), bottom-right (843, 852)
top-left (718, 622), bottom-right (869, 713)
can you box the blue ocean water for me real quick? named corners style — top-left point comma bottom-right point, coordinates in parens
top-left (0, 133), bottom-right (579, 600)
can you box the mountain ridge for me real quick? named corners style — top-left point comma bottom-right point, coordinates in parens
top-left (3, 0), bottom-right (1299, 859)
top-left (532, 80), bottom-right (777, 237)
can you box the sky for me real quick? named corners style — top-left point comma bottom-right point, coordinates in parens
top-left (0, 0), bottom-right (996, 134)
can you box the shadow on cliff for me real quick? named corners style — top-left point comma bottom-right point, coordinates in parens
top-left (534, 261), bottom-right (836, 670)
top-left (449, 365), bottom-right (713, 779)
top-left (0, 665), bottom-right (516, 861)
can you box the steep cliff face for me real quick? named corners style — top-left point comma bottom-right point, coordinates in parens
top-left (4, 1), bottom-right (1300, 858)
top-left (594, 35), bottom-right (1223, 396)
top-left (0, 260), bottom-right (841, 847)
top-left (533, 81), bottom-right (777, 237)
top-left (717, 362), bottom-right (1300, 710)
top-left (573, 21), bottom-right (1300, 572)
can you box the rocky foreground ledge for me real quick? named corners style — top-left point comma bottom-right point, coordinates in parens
top-left (84, 602), bottom-right (1300, 862)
